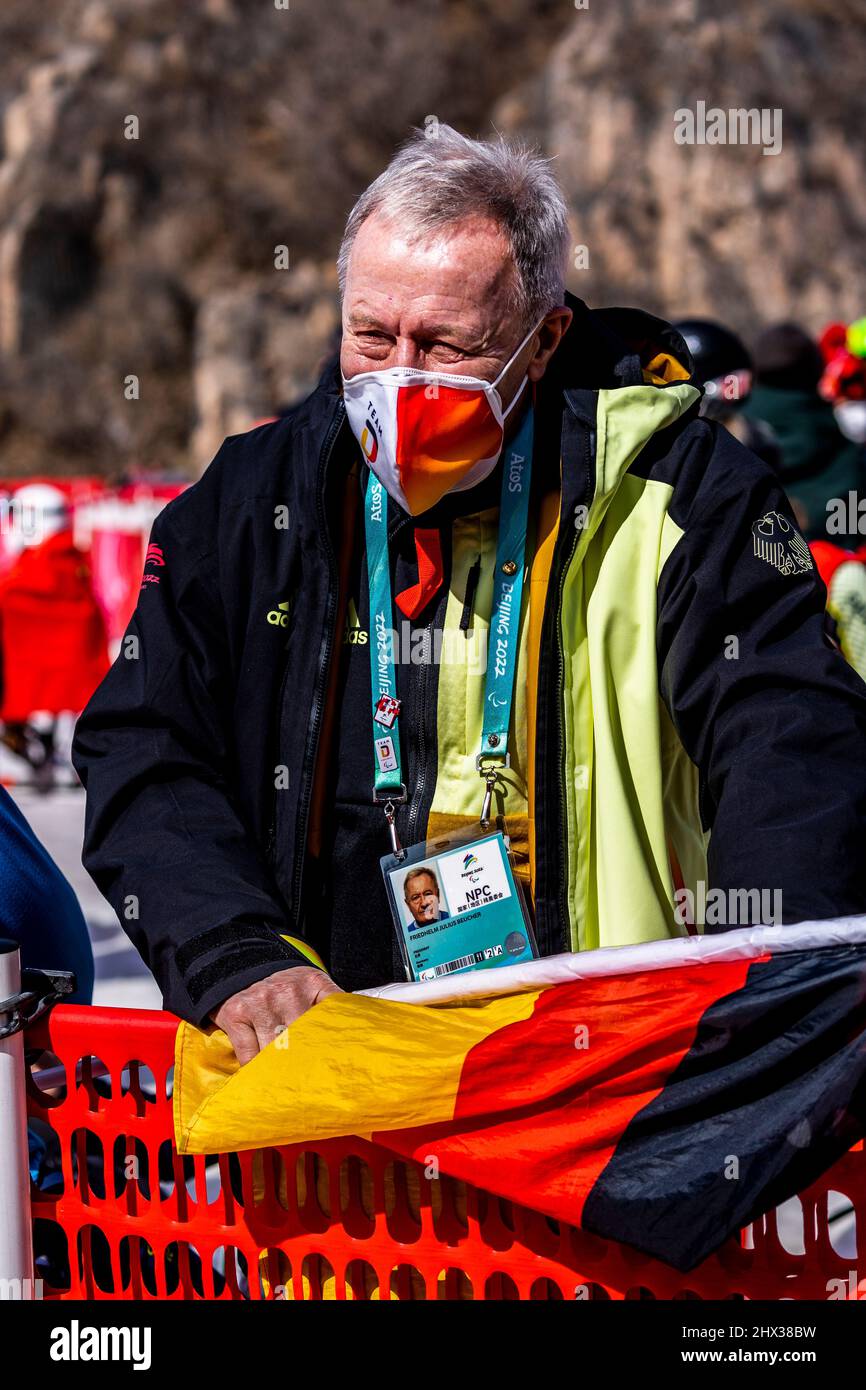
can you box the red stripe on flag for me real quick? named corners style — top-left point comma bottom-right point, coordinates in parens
top-left (375, 957), bottom-right (757, 1228)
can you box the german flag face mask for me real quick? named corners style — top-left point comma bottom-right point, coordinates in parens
top-left (342, 321), bottom-right (539, 515)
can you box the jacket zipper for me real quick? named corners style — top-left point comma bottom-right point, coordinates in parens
top-left (266, 637), bottom-right (298, 866)
top-left (405, 611), bottom-right (435, 845)
top-left (280, 400), bottom-right (346, 919)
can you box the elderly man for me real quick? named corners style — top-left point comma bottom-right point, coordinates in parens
top-left (74, 125), bottom-right (866, 1063)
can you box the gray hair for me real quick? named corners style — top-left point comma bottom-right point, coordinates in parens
top-left (337, 124), bottom-right (570, 328)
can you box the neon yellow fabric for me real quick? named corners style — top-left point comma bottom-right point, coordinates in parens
top-left (558, 382), bottom-right (706, 949)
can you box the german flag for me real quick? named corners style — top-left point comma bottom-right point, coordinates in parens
top-left (174, 920), bottom-right (866, 1270)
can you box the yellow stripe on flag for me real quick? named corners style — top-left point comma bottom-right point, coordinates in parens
top-left (174, 988), bottom-right (540, 1154)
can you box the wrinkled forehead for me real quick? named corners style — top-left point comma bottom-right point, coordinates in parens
top-left (343, 210), bottom-right (519, 332)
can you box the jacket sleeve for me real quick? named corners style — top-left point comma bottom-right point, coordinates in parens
top-left (657, 421), bottom-right (866, 927)
top-left (72, 464), bottom-right (312, 1024)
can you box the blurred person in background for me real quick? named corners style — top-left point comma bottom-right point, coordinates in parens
top-left (743, 322), bottom-right (866, 542)
top-left (808, 538), bottom-right (866, 684)
top-left (809, 319), bottom-right (866, 682)
top-left (0, 484), bottom-right (109, 791)
top-left (673, 318), bottom-right (780, 473)
top-left (818, 316), bottom-right (866, 447)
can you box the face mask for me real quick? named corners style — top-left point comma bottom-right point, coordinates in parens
top-left (342, 321), bottom-right (540, 514)
top-left (834, 400), bottom-right (866, 445)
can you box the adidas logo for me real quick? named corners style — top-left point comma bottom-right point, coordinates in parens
top-left (343, 597), bottom-right (368, 645)
top-left (267, 600), bottom-right (291, 628)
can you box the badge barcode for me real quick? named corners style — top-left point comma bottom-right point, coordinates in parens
top-left (432, 951), bottom-right (485, 977)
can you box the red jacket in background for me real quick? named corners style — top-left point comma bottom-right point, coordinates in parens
top-left (0, 530), bottom-right (110, 722)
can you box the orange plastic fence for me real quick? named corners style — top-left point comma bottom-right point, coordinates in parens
top-left (25, 1005), bottom-right (864, 1301)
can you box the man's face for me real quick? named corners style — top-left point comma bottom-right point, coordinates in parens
top-left (341, 210), bottom-right (570, 413)
top-left (405, 871), bottom-right (441, 925)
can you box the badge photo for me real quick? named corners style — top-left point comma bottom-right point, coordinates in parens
top-left (381, 828), bottom-right (538, 983)
top-left (396, 860), bottom-right (452, 933)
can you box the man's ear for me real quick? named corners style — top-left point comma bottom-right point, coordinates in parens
top-left (527, 307), bottom-right (573, 383)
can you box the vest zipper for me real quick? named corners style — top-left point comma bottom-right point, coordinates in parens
top-left (460, 554), bottom-right (482, 635)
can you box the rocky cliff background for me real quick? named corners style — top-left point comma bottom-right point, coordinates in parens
top-left (0, 0), bottom-right (863, 478)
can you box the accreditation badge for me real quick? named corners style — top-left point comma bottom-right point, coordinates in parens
top-left (381, 828), bottom-right (538, 983)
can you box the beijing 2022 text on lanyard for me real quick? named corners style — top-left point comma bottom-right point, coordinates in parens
top-left (365, 407), bottom-right (539, 984)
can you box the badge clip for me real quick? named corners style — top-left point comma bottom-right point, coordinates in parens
top-left (476, 754), bottom-right (509, 829)
top-left (373, 782), bottom-right (407, 859)
top-left (383, 799), bottom-right (405, 860)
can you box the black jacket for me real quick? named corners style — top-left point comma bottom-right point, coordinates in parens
top-left (73, 297), bottom-right (866, 1023)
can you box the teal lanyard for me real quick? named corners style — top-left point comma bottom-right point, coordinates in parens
top-left (364, 405), bottom-right (535, 839)
top-left (364, 471), bottom-right (406, 806)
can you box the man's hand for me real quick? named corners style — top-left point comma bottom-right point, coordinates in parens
top-left (211, 966), bottom-right (342, 1065)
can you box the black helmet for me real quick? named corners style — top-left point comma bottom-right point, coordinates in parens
top-left (673, 318), bottom-right (753, 415)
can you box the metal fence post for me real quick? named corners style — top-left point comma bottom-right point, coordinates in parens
top-left (0, 940), bottom-right (35, 1290)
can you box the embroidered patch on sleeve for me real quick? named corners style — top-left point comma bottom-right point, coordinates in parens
top-left (751, 511), bottom-right (813, 576)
